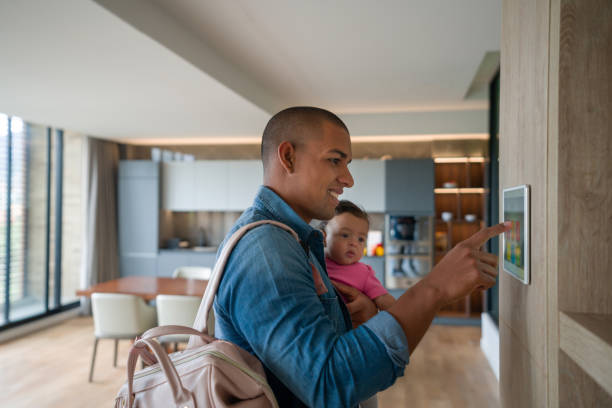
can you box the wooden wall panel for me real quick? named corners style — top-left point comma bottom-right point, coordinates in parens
top-left (502, 0), bottom-right (611, 405)
top-left (500, 322), bottom-right (548, 407)
top-left (546, 1), bottom-right (560, 405)
top-left (499, 4), bottom-right (551, 406)
top-left (557, 0), bottom-right (612, 315)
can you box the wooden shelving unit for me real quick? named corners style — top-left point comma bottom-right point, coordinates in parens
top-left (560, 312), bottom-right (612, 397)
top-left (433, 157), bottom-right (488, 317)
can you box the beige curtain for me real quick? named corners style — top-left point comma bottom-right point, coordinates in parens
top-left (80, 136), bottom-right (120, 313)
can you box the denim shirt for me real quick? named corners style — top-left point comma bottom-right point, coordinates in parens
top-left (214, 186), bottom-right (410, 407)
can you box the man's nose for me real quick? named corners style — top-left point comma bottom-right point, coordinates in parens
top-left (339, 165), bottom-right (354, 188)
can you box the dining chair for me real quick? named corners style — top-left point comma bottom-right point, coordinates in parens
top-left (89, 293), bottom-right (157, 382)
top-left (155, 295), bottom-right (202, 351)
top-left (172, 266), bottom-right (212, 280)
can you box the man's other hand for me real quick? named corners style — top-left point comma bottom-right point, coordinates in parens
top-left (331, 280), bottom-right (377, 328)
top-left (423, 222), bottom-right (512, 307)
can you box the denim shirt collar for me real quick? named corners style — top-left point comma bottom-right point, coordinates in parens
top-left (253, 186), bottom-right (325, 255)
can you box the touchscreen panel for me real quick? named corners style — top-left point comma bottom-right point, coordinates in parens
top-left (503, 185), bottom-right (529, 284)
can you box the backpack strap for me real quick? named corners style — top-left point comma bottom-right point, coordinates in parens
top-left (187, 220), bottom-right (299, 349)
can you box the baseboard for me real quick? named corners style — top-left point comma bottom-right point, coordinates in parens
top-left (0, 308), bottom-right (80, 344)
top-left (480, 312), bottom-right (499, 380)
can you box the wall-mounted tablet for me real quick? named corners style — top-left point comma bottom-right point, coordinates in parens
top-left (502, 185), bottom-right (530, 284)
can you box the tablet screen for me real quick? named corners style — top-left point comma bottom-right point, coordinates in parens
top-left (503, 185), bottom-right (529, 284)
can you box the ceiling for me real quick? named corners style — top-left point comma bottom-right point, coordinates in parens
top-left (0, 0), bottom-right (501, 143)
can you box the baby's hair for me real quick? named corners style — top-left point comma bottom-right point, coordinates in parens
top-left (334, 200), bottom-right (369, 226)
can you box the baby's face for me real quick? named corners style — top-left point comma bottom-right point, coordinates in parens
top-left (324, 212), bottom-right (368, 265)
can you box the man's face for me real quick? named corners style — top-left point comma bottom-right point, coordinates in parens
top-left (324, 212), bottom-right (368, 265)
top-left (290, 121), bottom-right (354, 222)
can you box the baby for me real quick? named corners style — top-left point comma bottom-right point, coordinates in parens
top-left (323, 200), bottom-right (395, 312)
top-left (322, 200), bottom-right (393, 408)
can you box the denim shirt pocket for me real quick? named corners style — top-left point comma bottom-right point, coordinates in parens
top-left (318, 293), bottom-right (343, 332)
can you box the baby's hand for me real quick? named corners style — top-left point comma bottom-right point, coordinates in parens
top-left (331, 280), bottom-right (377, 328)
top-left (374, 294), bottom-right (396, 311)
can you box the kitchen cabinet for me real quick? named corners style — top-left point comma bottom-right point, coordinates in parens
top-left (162, 162), bottom-right (195, 211)
top-left (157, 250), bottom-right (217, 277)
top-left (162, 160), bottom-right (262, 211)
top-left (163, 161), bottom-right (231, 211)
top-left (385, 159), bottom-right (434, 214)
top-left (118, 161), bottom-right (159, 277)
top-left (194, 161), bottom-right (229, 211)
top-left (342, 160), bottom-right (385, 212)
top-left (119, 254), bottom-right (157, 277)
top-left (227, 160), bottom-right (263, 211)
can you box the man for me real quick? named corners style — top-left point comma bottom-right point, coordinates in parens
top-left (214, 107), bottom-right (508, 407)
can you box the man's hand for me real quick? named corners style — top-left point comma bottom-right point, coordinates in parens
top-left (422, 221), bottom-right (512, 307)
top-left (331, 280), bottom-right (377, 328)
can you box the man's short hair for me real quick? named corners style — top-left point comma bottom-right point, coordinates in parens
top-left (261, 106), bottom-right (349, 170)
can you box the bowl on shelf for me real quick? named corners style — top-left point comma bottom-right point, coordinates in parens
top-left (442, 181), bottom-right (458, 188)
top-left (464, 214), bottom-right (477, 222)
top-left (441, 212), bottom-right (453, 222)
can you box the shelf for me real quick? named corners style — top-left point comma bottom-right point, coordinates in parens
top-left (386, 254), bottom-right (431, 260)
top-left (434, 157), bottom-right (486, 163)
top-left (435, 219), bottom-right (482, 224)
top-left (434, 188), bottom-right (487, 194)
top-left (386, 239), bottom-right (431, 245)
top-left (560, 312), bottom-right (612, 396)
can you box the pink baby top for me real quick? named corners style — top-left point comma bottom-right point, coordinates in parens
top-left (325, 258), bottom-right (388, 300)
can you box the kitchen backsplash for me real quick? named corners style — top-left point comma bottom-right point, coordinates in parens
top-left (160, 210), bottom-right (242, 248)
top-left (160, 210), bottom-right (385, 249)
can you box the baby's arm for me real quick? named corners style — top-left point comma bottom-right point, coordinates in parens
top-left (374, 293), bottom-right (396, 311)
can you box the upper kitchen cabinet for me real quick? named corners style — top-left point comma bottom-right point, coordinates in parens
top-left (227, 160), bottom-right (263, 211)
top-left (163, 161), bottom-right (231, 211)
top-left (162, 162), bottom-right (195, 211)
top-left (162, 160), bottom-right (261, 211)
top-left (342, 159), bottom-right (385, 213)
top-left (118, 161), bottom-right (160, 276)
top-left (193, 161), bottom-right (229, 211)
top-left (385, 159), bottom-right (434, 215)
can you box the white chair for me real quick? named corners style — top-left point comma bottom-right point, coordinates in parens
top-left (172, 266), bottom-right (212, 280)
top-left (89, 293), bottom-right (157, 382)
top-left (156, 295), bottom-right (202, 350)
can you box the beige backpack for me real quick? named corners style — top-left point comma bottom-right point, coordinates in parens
top-left (114, 220), bottom-right (298, 408)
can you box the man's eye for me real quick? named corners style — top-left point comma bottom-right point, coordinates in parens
top-left (329, 158), bottom-right (340, 165)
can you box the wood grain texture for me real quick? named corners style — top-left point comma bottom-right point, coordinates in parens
top-left (559, 351), bottom-right (612, 408)
top-left (559, 312), bottom-right (612, 397)
top-left (0, 318), bottom-right (499, 408)
top-left (556, 0), bottom-right (612, 402)
top-left (499, 321), bottom-right (547, 408)
top-left (547, 1), bottom-right (560, 405)
top-left (557, 0), bottom-right (612, 315)
top-left (501, 0), bottom-right (612, 405)
top-left (499, 1), bottom-right (551, 401)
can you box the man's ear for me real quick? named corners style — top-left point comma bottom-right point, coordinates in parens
top-left (277, 141), bottom-right (296, 174)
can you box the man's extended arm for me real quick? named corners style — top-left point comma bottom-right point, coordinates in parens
top-left (338, 222), bottom-right (510, 353)
top-left (387, 222), bottom-right (509, 352)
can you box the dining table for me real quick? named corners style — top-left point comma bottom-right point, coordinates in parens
top-left (76, 276), bottom-right (208, 301)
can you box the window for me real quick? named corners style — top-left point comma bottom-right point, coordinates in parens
top-left (0, 114), bottom-right (80, 329)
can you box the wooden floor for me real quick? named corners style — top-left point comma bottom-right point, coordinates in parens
top-left (1, 317), bottom-right (499, 407)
